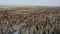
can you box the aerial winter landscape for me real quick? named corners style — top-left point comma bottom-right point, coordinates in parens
top-left (0, 0), bottom-right (60, 34)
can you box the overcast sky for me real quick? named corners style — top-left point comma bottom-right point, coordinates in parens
top-left (0, 0), bottom-right (60, 6)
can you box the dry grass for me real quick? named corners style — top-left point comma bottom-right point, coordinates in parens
top-left (0, 6), bottom-right (60, 34)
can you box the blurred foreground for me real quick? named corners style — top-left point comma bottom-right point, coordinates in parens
top-left (0, 6), bottom-right (60, 34)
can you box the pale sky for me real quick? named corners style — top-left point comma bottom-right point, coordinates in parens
top-left (0, 0), bottom-right (60, 6)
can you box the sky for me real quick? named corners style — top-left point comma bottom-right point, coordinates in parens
top-left (0, 0), bottom-right (60, 6)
